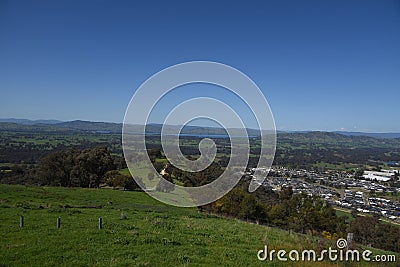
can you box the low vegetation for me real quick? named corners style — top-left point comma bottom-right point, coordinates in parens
top-left (1, 184), bottom-right (398, 266)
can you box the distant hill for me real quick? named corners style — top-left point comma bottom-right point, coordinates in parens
top-left (56, 120), bottom-right (122, 133)
top-left (0, 118), bottom-right (62, 125)
top-left (1, 118), bottom-right (400, 139)
top-left (334, 131), bottom-right (400, 139)
top-left (276, 131), bottom-right (400, 149)
top-left (0, 119), bottom-right (260, 136)
top-left (142, 123), bottom-right (261, 136)
top-left (0, 120), bottom-right (122, 134)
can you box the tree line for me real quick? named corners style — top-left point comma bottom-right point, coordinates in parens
top-left (203, 183), bottom-right (345, 237)
top-left (201, 179), bottom-right (400, 253)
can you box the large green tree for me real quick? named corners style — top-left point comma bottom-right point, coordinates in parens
top-left (37, 147), bottom-right (115, 188)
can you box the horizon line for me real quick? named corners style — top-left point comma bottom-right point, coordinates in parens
top-left (1, 117), bottom-right (399, 134)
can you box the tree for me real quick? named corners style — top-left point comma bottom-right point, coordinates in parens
top-left (74, 147), bottom-right (115, 187)
top-left (349, 215), bottom-right (400, 252)
top-left (103, 170), bottom-right (127, 188)
top-left (349, 216), bottom-right (378, 246)
top-left (37, 147), bottom-right (115, 188)
top-left (286, 193), bottom-right (338, 235)
top-left (37, 148), bottom-right (77, 186)
top-left (123, 176), bottom-right (144, 191)
top-left (279, 186), bottom-right (293, 201)
top-left (213, 187), bottom-right (245, 217)
top-left (213, 187), bottom-right (266, 222)
top-left (103, 170), bottom-right (144, 191)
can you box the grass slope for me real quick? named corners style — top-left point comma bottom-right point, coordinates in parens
top-left (0, 185), bottom-right (397, 266)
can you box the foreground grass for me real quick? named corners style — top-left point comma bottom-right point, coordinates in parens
top-left (0, 185), bottom-right (398, 266)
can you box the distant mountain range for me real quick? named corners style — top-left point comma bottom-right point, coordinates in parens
top-left (1, 118), bottom-right (400, 138)
top-left (0, 118), bottom-right (62, 125)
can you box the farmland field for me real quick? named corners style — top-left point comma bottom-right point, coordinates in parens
top-left (1, 184), bottom-right (398, 266)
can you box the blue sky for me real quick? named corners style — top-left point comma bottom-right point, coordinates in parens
top-left (0, 0), bottom-right (399, 132)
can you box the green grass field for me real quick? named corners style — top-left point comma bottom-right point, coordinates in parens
top-left (0, 184), bottom-right (398, 266)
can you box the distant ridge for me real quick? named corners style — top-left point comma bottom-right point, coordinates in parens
top-left (0, 118), bottom-right (62, 125)
top-left (0, 119), bottom-right (122, 134)
top-left (334, 131), bottom-right (400, 139)
top-left (56, 120), bottom-right (122, 133)
top-left (1, 118), bottom-right (400, 139)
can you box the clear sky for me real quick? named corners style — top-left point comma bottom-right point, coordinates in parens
top-left (1, 0), bottom-right (399, 132)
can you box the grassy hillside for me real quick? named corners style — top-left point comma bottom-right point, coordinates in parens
top-left (0, 185), bottom-right (397, 266)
